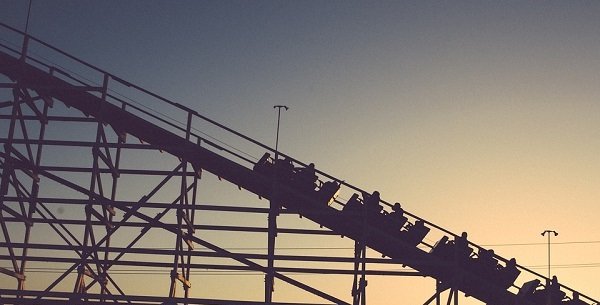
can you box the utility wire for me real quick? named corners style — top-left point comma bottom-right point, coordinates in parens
top-left (482, 240), bottom-right (600, 247)
top-left (149, 239), bottom-right (600, 251)
top-left (8, 262), bottom-right (600, 276)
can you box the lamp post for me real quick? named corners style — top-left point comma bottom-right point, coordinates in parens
top-left (541, 230), bottom-right (558, 305)
top-left (541, 230), bottom-right (558, 280)
top-left (273, 105), bottom-right (289, 160)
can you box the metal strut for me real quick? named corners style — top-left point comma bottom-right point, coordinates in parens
top-left (352, 240), bottom-right (367, 305)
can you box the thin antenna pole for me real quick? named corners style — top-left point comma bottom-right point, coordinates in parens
top-left (25, 0), bottom-right (33, 34)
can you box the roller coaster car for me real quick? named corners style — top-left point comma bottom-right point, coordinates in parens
top-left (530, 281), bottom-right (566, 305)
top-left (316, 181), bottom-right (340, 206)
top-left (382, 210), bottom-right (408, 232)
top-left (342, 193), bottom-right (363, 214)
top-left (562, 293), bottom-right (590, 305)
top-left (429, 236), bottom-right (455, 280)
top-left (398, 220), bottom-right (430, 247)
top-left (291, 163), bottom-right (318, 192)
top-left (253, 153), bottom-right (273, 174)
top-left (275, 158), bottom-right (295, 183)
top-left (430, 236), bottom-right (451, 256)
top-left (468, 248), bottom-right (499, 279)
top-left (362, 191), bottom-right (383, 214)
top-left (430, 235), bottom-right (473, 266)
top-left (341, 193), bottom-right (381, 229)
top-left (496, 258), bottom-right (520, 290)
top-left (518, 278), bottom-right (566, 305)
top-left (517, 279), bottom-right (541, 304)
top-left (253, 153), bottom-right (295, 183)
top-left (463, 249), bottom-right (518, 294)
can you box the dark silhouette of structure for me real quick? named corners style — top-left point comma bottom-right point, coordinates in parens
top-left (0, 22), bottom-right (597, 305)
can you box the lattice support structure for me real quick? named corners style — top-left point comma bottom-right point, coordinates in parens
top-left (1, 22), bottom-right (598, 305)
top-left (0, 70), bottom-right (209, 303)
top-left (0, 36), bottom-right (412, 305)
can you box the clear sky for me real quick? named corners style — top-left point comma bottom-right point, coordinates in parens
top-left (1, 1), bottom-right (600, 304)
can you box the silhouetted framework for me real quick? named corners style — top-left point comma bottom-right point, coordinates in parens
top-left (0, 22), bottom-right (597, 305)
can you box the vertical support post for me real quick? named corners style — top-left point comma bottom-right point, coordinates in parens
top-left (265, 105), bottom-right (288, 304)
top-left (182, 112), bottom-right (195, 301)
top-left (351, 241), bottom-right (367, 305)
top-left (351, 202), bottom-right (370, 305)
top-left (20, 35), bottom-right (29, 62)
top-left (1, 88), bottom-right (21, 196)
top-left (436, 280), bottom-right (441, 305)
top-left (0, 87), bottom-right (24, 291)
top-left (17, 100), bottom-right (49, 291)
top-left (99, 73), bottom-right (111, 299)
top-left (265, 196), bottom-right (277, 304)
top-left (360, 244), bottom-right (367, 305)
top-left (77, 73), bottom-right (113, 298)
top-left (453, 288), bottom-right (459, 305)
top-left (445, 289), bottom-right (454, 305)
top-left (170, 112), bottom-right (194, 301)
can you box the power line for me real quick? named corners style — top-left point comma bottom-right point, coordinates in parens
top-left (8, 262), bottom-right (600, 277)
top-left (481, 240), bottom-right (600, 247)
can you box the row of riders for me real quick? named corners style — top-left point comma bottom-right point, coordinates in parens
top-left (254, 154), bottom-right (586, 305)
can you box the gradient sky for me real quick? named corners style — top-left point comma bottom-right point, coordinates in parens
top-left (1, 1), bottom-right (600, 304)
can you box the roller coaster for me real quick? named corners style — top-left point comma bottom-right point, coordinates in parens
top-left (0, 22), bottom-right (597, 305)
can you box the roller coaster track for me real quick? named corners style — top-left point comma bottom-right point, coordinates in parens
top-left (0, 22), bottom-right (597, 305)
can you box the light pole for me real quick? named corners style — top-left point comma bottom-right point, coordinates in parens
top-left (273, 105), bottom-right (289, 160)
top-left (541, 230), bottom-right (558, 280)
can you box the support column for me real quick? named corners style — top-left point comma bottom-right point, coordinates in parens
top-left (0, 86), bottom-right (29, 292)
top-left (352, 240), bottom-right (367, 305)
top-left (169, 112), bottom-right (195, 300)
top-left (265, 194), bottom-right (278, 304)
top-left (18, 99), bottom-right (49, 291)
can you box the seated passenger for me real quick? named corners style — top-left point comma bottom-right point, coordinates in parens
top-left (316, 180), bottom-right (340, 205)
top-left (399, 219), bottom-right (430, 247)
top-left (254, 152), bottom-right (272, 174)
top-left (531, 276), bottom-right (566, 305)
top-left (434, 232), bottom-right (473, 269)
top-left (386, 202), bottom-right (408, 231)
top-left (470, 248), bottom-right (498, 278)
top-left (496, 258), bottom-right (521, 289)
top-left (362, 190), bottom-right (382, 214)
top-left (455, 232), bottom-right (468, 250)
top-left (343, 193), bottom-right (362, 213)
top-left (293, 163), bottom-right (318, 192)
top-left (453, 232), bottom-right (473, 262)
top-left (429, 235), bottom-right (454, 280)
top-left (274, 157), bottom-right (294, 182)
top-left (477, 249), bottom-right (496, 265)
top-left (430, 236), bottom-right (451, 256)
top-left (390, 202), bottom-right (404, 216)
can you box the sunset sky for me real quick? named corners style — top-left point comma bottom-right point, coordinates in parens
top-left (1, 1), bottom-right (600, 304)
